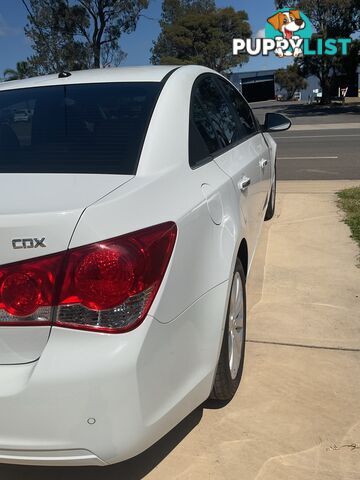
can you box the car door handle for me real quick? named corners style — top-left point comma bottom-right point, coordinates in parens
top-left (259, 158), bottom-right (268, 169)
top-left (238, 176), bottom-right (251, 191)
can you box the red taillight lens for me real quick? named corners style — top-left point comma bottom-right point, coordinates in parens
top-left (73, 248), bottom-right (135, 310)
top-left (2, 272), bottom-right (41, 316)
top-left (0, 222), bottom-right (177, 332)
top-left (0, 253), bottom-right (64, 325)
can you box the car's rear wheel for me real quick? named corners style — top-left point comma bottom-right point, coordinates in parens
top-left (265, 168), bottom-right (276, 221)
top-left (210, 259), bottom-right (246, 401)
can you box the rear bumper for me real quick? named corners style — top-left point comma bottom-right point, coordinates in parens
top-left (0, 449), bottom-right (105, 467)
top-left (0, 281), bottom-right (228, 466)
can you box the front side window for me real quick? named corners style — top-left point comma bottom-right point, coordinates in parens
top-left (0, 82), bottom-right (161, 174)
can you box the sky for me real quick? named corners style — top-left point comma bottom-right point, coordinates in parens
top-left (0, 0), bottom-right (293, 75)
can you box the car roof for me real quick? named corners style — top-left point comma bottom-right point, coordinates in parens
top-left (0, 66), bottom-right (184, 91)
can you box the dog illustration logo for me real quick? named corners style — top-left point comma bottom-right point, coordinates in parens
top-left (233, 10), bottom-right (351, 58)
top-left (265, 9), bottom-right (312, 57)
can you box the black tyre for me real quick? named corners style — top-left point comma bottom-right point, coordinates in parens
top-left (265, 170), bottom-right (276, 221)
top-left (210, 259), bottom-right (246, 401)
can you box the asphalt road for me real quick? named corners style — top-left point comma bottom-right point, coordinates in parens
top-left (272, 128), bottom-right (360, 180)
top-left (250, 100), bottom-right (360, 180)
top-left (251, 100), bottom-right (360, 125)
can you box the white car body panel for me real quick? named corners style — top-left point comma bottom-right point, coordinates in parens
top-left (0, 66), bottom-right (177, 91)
top-left (71, 160), bottom-right (239, 325)
top-left (0, 65), bottom-right (277, 465)
top-left (0, 282), bottom-right (228, 466)
top-left (214, 133), bottom-right (271, 267)
top-left (0, 174), bottom-right (132, 364)
top-left (263, 131), bottom-right (278, 183)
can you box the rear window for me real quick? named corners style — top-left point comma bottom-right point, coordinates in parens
top-left (0, 82), bottom-right (161, 174)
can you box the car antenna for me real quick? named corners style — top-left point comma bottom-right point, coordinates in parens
top-left (58, 71), bottom-right (71, 78)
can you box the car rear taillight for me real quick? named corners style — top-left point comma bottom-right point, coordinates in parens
top-left (0, 222), bottom-right (177, 333)
top-left (0, 253), bottom-right (64, 326)
top-left (56, 222), bottom-right (177, 332)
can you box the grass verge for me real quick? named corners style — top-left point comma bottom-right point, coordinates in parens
top-left (337, 187), bottom-right (360, 262)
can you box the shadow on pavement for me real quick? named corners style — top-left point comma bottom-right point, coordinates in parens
top-left (0, 407), bottom-right (203, 480)
top-left (252, 102), bottom-right (360, 123)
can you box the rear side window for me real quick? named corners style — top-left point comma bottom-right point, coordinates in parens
top-left (0, 82), bottom-right (161, 174)
top-left (189, 75), bottom-right (240, 168)
top-left (216, 78), bottom-right (257, 138)
top-left (189, 95), bottom-right (219, 166)
top-left (196, 76), bottom-right (238, 149)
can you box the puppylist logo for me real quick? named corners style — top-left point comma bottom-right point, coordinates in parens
top-left (266, 9), bottom-right (311, 57)
top-left (233, 8), bottom-right (352, 58)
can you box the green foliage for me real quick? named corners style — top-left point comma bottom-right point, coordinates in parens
top-left (3, 61), bottom-right (34, 81)
top-left (274, 0), bottom-right (360, 104)
top-left (337, 187), bottom-right (360, 261)
top-left (23, 0), bottom-right (148, 75)
top-left (160, 0), bottom-right (215, 23)
top-left (340, 39), bottom-right (360, 85)
top-left (296, 37), bottom-right (359, 103)
top-left (24, 0), bottom-right (90, 74)
top-left (275, 0), bottom-right (360, 36)
top-left (275, 64), bottom-right (307, 99)
top-left (151, 0), bottom-right (251, 73)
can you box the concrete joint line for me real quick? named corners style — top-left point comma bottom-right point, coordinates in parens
top-left (247, 339), bottom-right (360, 352)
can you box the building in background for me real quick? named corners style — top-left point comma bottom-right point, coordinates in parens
top-left (230, 68), bottom-right (360, 102)
top-left (229, 69), bottom-right (320, 102)
top-left (229, 70), bottom-right (276, 102)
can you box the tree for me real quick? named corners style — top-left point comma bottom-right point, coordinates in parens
top-left (160, 0), bottom-right (215, 23)
top-left (151, 0), bottom-right (251, 73)
top-left (275, 0), bottom-right (360, 35)
top-left (23, 0), bottom-right (149, 74)
top-left (275, 64), bottom-right (307, 99)
top-left (3, 61), bottom-right (34, 81)
top-left (340, 39), bottom-right (360, 92)
top-left (275, 0), bottom-right (360, 103)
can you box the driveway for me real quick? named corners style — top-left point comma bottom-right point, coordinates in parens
top-left (140, 180), bottom-right (360, 480)
top-left (2, 180), bottom-right (359, 479)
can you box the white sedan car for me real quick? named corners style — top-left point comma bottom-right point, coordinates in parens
top-left (0, 66), bottom-right (290, 466)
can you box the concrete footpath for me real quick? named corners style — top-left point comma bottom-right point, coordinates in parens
top-left (1, 180), bottom-right (360, 480)
top-left (142, 180), bottom-right (360, 480)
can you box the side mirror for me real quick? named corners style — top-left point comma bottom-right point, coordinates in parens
top-left (263, 113), bottom-right (291, 132)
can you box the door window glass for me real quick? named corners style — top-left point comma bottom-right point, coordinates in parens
top-left (196, 76), bottom-right (239, 148)
top-left (216, 78), bottom-right (257, 139)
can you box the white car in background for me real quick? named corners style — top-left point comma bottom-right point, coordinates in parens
top-left (0, 66), bottom-right (290, 466)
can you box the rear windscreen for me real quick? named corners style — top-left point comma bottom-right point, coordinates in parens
top-left (0, 82), bottom-right (161, 174)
